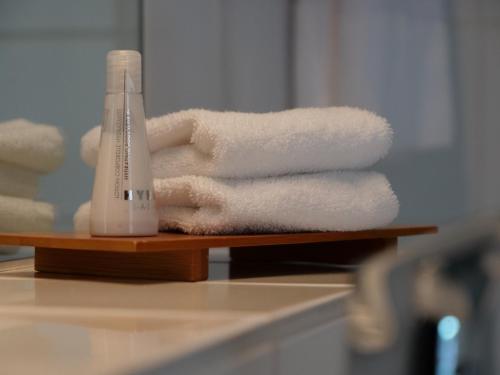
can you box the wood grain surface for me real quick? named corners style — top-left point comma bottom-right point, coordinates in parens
top-left (0, 225), bottom-right (437, 253)
top-left (230, 238), bottom-right (398, 264)
top-left (35, 247), bottom-right (209, 281)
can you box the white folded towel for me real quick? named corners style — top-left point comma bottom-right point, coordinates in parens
top-left (74, 172), bottom-right (399, 235)
top-left (81, 107), bottom-right (392, 178)
top-left (0, 195), bottom-right (54, 232)
top-left (0, 118), bottom-right (64, 173)
top-left (0, 161), bottom-right (40, 199)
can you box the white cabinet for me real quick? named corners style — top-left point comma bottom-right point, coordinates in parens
top-left (278, 319), bottom-right (347, 375)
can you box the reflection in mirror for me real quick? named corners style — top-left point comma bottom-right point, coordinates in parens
top-left (0, 0), bottom-right (141, 259)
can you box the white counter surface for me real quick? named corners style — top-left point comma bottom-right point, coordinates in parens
top-left (0, 253), bottom-right (353, 375)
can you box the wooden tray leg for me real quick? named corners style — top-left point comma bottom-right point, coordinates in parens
top-left (35, 247), bottom-right (209, 281)
top-left (230, 238), bottom-right (398, 265)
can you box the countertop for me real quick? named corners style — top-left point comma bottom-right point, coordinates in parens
top-left (0, 249), bottom-right (353, 375)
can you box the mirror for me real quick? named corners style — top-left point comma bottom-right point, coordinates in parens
top-left (0, 0), bottom-right (141, 259)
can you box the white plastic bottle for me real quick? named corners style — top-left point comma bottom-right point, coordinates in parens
top-left (90, 50), bottom-right (158, 236)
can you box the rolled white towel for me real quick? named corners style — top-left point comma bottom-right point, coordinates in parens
top-left (0, 195), bottom-right (54, 232)
top-left (81, 107), bottom-right (392, 178)
top-left (0, 161), bottom-right (40, 199)
top-left (74, 171), bottom-right (399, 235)
top-left (0, 118), bottom-right (64, 173)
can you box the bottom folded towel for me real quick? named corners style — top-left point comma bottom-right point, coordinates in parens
top-left (0, 195), bottom-right (54, 232)
top-left (0, 161), bottom-right (40, 199)
top-left (74, 171), bottom-right (399, 235)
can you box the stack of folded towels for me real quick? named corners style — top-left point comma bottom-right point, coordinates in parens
top-left (75, 107), bottom-right (398, 235)
top-left (0, 118), bottom-right (64, 233)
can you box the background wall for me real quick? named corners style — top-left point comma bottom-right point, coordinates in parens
top-left (143, 0), bottom-right (290, 115)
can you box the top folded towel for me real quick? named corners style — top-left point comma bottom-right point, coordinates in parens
top-left (0, 118), bottom-right (64, 173)
top-left (81, 107), bottom-right (392, 178)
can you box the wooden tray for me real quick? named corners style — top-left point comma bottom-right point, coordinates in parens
top-left (0, 226), bottom-right (437, 281)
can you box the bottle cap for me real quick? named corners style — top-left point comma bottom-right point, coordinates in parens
top-left (106, 50), bottom-right (142, 93)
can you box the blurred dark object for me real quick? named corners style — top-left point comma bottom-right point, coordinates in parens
top-left (348, 218), bottom-right (500, 374)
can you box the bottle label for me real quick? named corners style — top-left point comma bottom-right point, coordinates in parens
top-left (109, 101), bottom-right (153, 209)
top-left (123, 189), bottom-right (153, 201)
